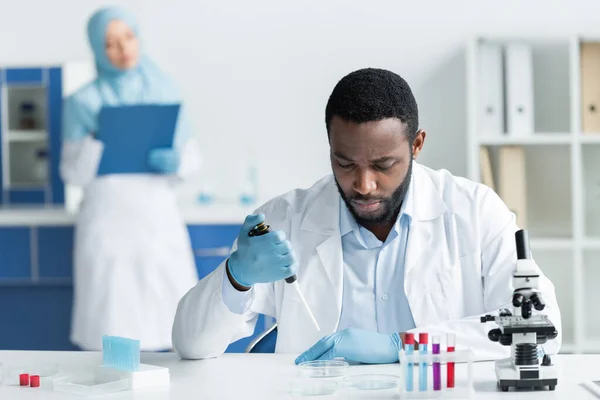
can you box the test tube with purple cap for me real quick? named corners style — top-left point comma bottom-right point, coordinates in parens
top-left (432, 335), bottom-right (441, 391)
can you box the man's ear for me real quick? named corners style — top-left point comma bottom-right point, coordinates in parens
top-left (412, 130), bottom-right (426, 159)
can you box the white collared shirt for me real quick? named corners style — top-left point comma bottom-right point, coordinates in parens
top-left (337, 179), bottom-right (416, 334)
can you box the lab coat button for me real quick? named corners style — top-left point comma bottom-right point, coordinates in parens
top-left (381, 294), bottom-right (389, 301)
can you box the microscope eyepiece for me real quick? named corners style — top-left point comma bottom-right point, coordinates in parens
top-left (515, 229), bottom-right (531, 260)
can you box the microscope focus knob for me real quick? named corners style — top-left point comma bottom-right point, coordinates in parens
top-left (488, 328), bottom-right (502, 342)
top-left (499, 333), bottom-right (513, 346)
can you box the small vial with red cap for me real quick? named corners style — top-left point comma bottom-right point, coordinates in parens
top-left (19, 373), bottom-right (29, 386)
top-left (404, 333), bottom-right (415, 392)
top-left (30, 375), bottom-right (40, 388)
top-left (418, 333), bottom-right (429, 391)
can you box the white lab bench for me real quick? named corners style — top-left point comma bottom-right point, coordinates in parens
top-left (0, 203), bottom-right (255, 226)
top-left (0, 204), bottom-right (268, 353)
top-left (0, 352), bottom-right (598, 399)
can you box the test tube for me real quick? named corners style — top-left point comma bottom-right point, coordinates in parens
top-left (404, 333), bottom-right (415, 392)
top-left (432, 335), bottom-right (441, 391)
top-left (447, 333), bottom-right (455, 388)
top-left (418, 333), bottom-right (428, 392)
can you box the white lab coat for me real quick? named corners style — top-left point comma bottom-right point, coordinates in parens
top-left (61, 136), bottom-right (201, 351)
top-left (172, 162), bottom-right (562, 360)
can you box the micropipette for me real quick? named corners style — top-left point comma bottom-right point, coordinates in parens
top-left (249, 222), bottom-right (320, 331)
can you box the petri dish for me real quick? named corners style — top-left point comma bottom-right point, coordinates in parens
top-left (343, 374), bottom-right (400, 391)
top-left (298, 360), bottom-right (349, 378)
top-left (289, 378), bottom-right (338, 396)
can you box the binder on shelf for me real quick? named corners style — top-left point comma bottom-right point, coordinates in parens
top-left (478, 41), bottom-right (505, 136)
top-left (497, 146), bottom-right (527, 228)
top-left (479, 146), bottom-right (495, 191)
top-left (580, 42), bottom-right (600, 133)
top-left (504, 42), bottom-right (534, 136)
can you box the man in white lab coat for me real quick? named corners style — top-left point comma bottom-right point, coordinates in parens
top-left (172, 68), bottom-right (561, 363)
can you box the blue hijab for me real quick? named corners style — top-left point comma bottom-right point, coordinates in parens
top-left (63, 7), bottom-right (190, 147)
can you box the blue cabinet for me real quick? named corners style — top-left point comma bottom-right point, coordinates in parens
top-left (0, 223), bottom-right (270, 353)
top-left (38, 226), bottom-right (74, 279)
top-left (187, 224), bottom-right (269, 353)
top-left (0, 227), bottom-right (31, 279)
top-left (188, 224), bottom-right (239, 278)
top-left (5, 68), bottom-right (43, 84)
top-left (0, 66), bottom-right (64, 205)
top-left (0, 285), bottom-right (77, 351)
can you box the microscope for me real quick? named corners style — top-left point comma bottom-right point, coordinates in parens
top-left (480, 229), bottom-right (559, 392)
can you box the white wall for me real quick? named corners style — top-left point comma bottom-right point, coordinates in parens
top-left (2, 0), bottom-right (600, 205)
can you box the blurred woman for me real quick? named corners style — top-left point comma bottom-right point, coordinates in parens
top-left (60, 7), bottom-right (199, 351)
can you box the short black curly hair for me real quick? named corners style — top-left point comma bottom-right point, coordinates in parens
top-left (325, 68), bottom-right (419, 144)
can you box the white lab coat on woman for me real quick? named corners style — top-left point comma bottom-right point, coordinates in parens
top-left (61, 136), bottom-right (200, 351)
top-left (172, 161), bottom-right (562, 360)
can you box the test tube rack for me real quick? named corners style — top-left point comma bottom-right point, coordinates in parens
top-left (398, 348), bottom-right (475, 399)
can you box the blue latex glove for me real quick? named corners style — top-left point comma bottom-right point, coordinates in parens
top-left (295, 328), bottom-right (403, 365)
top-left (148, 148), bottom-right (180, 174)
top-left (228, 213), bottom-right (297, 287)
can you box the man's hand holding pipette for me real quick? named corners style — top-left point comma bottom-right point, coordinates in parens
top-left (228, 214), bottom-right (320, 331)
top-left (227, 214), bottom-right (297, 288)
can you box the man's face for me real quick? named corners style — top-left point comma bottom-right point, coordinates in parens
top-left (329, 116), bottom-right (424, 226)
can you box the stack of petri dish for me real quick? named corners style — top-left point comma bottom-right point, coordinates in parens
top-left (289, 360), bottom-right (348, 396)
top-left (289, 360), bottom-right (401, 397)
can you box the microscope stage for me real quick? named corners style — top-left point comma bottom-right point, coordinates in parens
top-left (495, 315), bottom-right (556, 334)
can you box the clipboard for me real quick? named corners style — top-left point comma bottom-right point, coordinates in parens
top-left (96, 104), bottom-right (180, 175)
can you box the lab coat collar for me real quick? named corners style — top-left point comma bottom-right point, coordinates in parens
top-left (410, 161), bottom-right (447, 221)
top-left (298, 162), bottom-right (448, 326)
top-left (403, 161), bottom-right (448, 282)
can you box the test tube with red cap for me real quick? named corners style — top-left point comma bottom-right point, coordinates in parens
top-left (447, 333), bottom-right (456, 388)
top-left (19, 374), bottom-right (29, 386)
top-left (404, 333), bottom-right (415, 392)
top-left (418, 333), bottom-right (428, 391)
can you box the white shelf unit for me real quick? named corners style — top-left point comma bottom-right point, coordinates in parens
top-left (466, 35), bottom-right (600, 354)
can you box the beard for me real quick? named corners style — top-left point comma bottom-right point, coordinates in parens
top-left (335, 160), bottom-right (413, 227)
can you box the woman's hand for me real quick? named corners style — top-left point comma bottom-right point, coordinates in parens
top-left (148, 148), bottom-right (180, 174)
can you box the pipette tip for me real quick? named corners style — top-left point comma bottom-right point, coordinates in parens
top-left (292, 281), bottom-right (320, 331)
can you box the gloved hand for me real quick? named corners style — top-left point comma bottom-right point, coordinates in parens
top-left (227, 213), bottom-right (297, 287)
top-left (148, 148), bottom-right (180, 174)
top-left (295, 328), bottom-right (403, 365)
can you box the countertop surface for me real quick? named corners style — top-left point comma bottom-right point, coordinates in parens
top-left (0, 352), bottom-right (599, 399)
